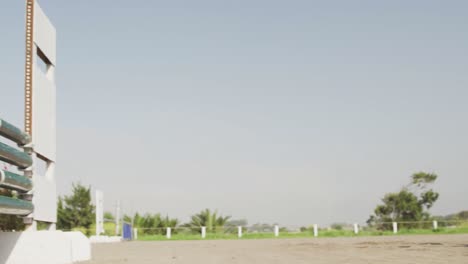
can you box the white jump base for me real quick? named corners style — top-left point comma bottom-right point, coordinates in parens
top-left (0, 231), bottom-right (91, 264)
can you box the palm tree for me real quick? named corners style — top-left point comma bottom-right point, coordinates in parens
top-left (135, 213), bottom-right (179, 235)
top-left (161, 215), bottom-right (180, 234)
top-left (140, 213), bottom-right (162, 235)
top-left (183, 209), bottom-right (231, 233)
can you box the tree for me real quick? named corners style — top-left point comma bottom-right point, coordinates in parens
top-left (104, 212), bottom-right (115, 221)
top-left (330, 223), bottom-right (346, 230)
top-left (133, 212), bottom-right (142, 227)
top-left (56, 197), bottom-right (67, 230)
top-left (250, 223), bottom-right (275, 233)
top-left (133, 213), bottom-right (179, 235)
top-left (183, 209), bottom-right (231, 233)
top-left (434, 210), bottom-right (468, 225)
top-left (139, 213), bottom-right (162, 235)
top-left (123, 214), bottom-right (132, 223)
top-left (457, 211), bottom-right (468, 220)
top-left (224, 219), bottom-right (248, 233)
top-left (162, 215), bottom-right (179, 231)
top-left (57, 183), bottom-right (94, 233)
top-left (368, 172), bottom-right (439, 229)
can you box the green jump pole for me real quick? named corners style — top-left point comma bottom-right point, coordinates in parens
top-left (0, 196), bottom-right (33, 216)
top-left (0, 142), bottom-right (33, 168)
top-left (0, 119), bottom-right (31, 146)
top-left (0, 170), bottom-right (33, 193)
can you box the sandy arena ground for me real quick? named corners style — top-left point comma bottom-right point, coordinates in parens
top-left (81, 234), bottom-right (468, 264)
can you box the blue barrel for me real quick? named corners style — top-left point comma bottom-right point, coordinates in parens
top-left (122, 223), bottom-right (133, 241)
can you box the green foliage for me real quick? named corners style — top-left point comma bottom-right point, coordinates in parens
top-left (420, 190), bottom-right (439, 209)
top-left (434, 210), bottom-right (468, 227)
top-left (330, 223), bottom-right (346, 230)
top-left (411, 172), bottom-right (437, 187)
top-left (182, 209), bottom-right (231, 233)
top-left (123, 214), bottom-right (132, 223)
top-left (163, 215), bottom-right (180, 230)
top-left (458, 211), bottom-right (468, 220)
top-left (0, 214), bottom-right (24, 231)
top-left (249, 223), bottom-right (275, 233)
top-left (104, 211), bottom-right (114, 221)
top-left (133, 213), bottom-right (179, 235)
top-left (368, 172), bottom-right (440, 230)
top-left (224, 219), bottom-right (248, 233)
top-left (57, 183), bottom-right (95, 234)
top-left (56, 197), bottom-right (67, 229)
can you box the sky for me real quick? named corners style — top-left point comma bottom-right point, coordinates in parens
top-left (0, 0), bottom-right (467, 226)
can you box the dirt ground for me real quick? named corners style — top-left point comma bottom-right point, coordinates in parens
top-left (81, 234), bottom-right (468, 264)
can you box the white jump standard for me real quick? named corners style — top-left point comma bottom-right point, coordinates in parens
top-left (0, 1), bottom-right (90, 263)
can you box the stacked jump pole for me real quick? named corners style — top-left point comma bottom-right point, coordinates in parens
top-left (0, 119), bottom-right (34, 216)
top-left (0, 0), bottom-right (59, 230)
top-left (0, 1), bottom-right (93, 263)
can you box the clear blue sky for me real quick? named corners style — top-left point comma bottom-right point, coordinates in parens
top-left (1, 0), bottom-right (467, 226)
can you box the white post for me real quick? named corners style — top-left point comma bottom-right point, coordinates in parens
top-left (274, 225), bottom-right (279, 237)
top-left (115, 200), bottom-right (121, 236)
top-left (353, 223), bottom-right (359, 235)
top-left (134, 228), bottom-right (138, 240)
top-left (313, 224), bottom-right (318, 237)
top-left (201, 226), bottom-right (206, 239)
top-left (166, 227), bottom-right (172, 239)
top-left (433, 220), bottom-right (438, 230)
top-left (392, 222), bottom-right (398, 234)
top-left (95, 190), bottom-right (104, 236)
top-left (238, 226), bottom-right (242, 238)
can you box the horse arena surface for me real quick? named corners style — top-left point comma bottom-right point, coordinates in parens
top-left (81, 234), bottom-right (468, 264)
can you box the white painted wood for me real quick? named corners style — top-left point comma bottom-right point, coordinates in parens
top-left (393, 222), bottom-right (398, 234)
top-left (33, 3), bottom-right (56, 65)
top-left (31, 174), bottom-right (56, 223)
top-left (63, 232), bottom-right (92, 262)
top-left (29, 0), bottom-right (58, 224)
top-left (0, 231), bottom-right (91, 264)
top-left (353, 223), bottom-right (359, 234)
top-left (433, 221), bottom-right (438, 230)
top-left (32, 68), bottom-right (56, 161)
top-left (166, 228), bottom-right (171, 239)
top-left (274, 225), bottom-right (279, 237)
top-left (115, 201), bottom-right (120, 236)
top-left (201, 227), bottom-right (206, 239)
top-left (32, 1), bottom-right (57, 162)
top-left (95, 190), bottom-right (104, 236)
top-left (238, 226), bottom-right (242, 238)
top-left (313, 224), bottom-right (318, 237)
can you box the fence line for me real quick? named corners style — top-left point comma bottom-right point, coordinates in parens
top-left (379, 220), bottom-right (467, 224)
top-left (132, 220), bottom-right (467, 231)
top-left (49, 220), bottom-right (468, 240)
top-left (129, 220), bottom-right (467, 240)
